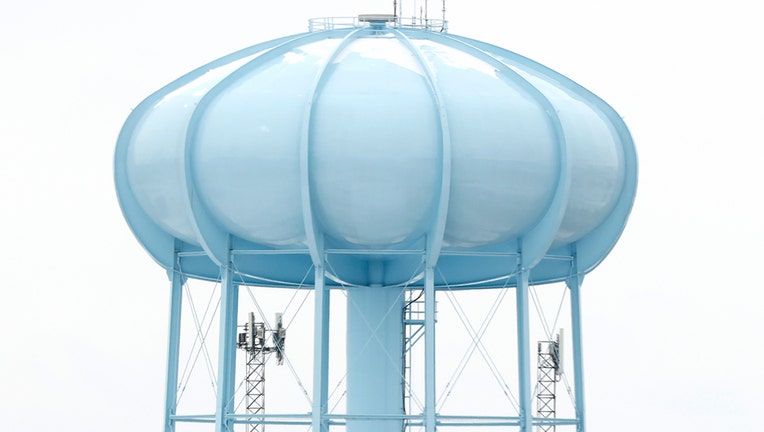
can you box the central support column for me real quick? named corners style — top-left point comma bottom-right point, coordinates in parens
top-left (346, 282), bottom-right (404, 432)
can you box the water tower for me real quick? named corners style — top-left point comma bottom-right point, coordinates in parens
top-left (115, 13), bottom-right (636, 432)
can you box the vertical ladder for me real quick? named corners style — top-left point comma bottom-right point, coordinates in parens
top-left (402, 289), bottom-right (428, 431)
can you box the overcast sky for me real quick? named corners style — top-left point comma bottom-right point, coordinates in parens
top-left (1, 1), bottom-right (763, 431)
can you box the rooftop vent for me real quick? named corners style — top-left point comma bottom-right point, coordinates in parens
top-left (358, 14), bottom-right (396, 23)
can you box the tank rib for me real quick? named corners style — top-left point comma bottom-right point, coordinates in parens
top-left (185, 31), bottom-right (345, 265)
top-left (427, 32), bottom-right (571, 269)
top-left (391, 28), bottom-right (452, 268)
top-left (114, 36), bottom-right (296, 268)
top-left (299, 28), bottom-right (365, 265)
top-left (440, 35), bottom-right (637, 272)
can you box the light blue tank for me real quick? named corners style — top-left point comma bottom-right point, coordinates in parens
top-left (116, 24), bottom-right (635, 288)
top-left (115, 16), bottom-right (636, 432)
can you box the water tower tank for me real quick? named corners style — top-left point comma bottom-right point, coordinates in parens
top-left (115, 15), bottom-right (636, 432)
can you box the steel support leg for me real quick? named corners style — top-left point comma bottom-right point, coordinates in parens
top-left (164, 254), bottom-right (184, 432)
top-left (516, 268), bottom-right (532, 432)
top-left (312, 265), bottom-right (330, 432)
top-left (424, 266), bottom-right (436, 432)
top-left (568, 263), bottom-right (585, 432)
top-left (216, 262), bottom-right (239, 432)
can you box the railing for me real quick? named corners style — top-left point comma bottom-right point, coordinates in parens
top-left (308, 16), bottom-right (448, 33)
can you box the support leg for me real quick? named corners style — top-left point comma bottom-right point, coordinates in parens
top-left (164, 255), bottom-right (184, 432)
top-left (568, 264), bottom-right (586, 432)
top-left (424, 266), bottom-right (436, 432)
top-left (216, 263), bottom-right (239, 432)
top-left (516, 268), bottom-right (532, 432)
top-left (312, 265), bottom-right (330, 432)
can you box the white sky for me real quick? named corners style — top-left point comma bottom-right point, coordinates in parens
top-left (1, 0), bottom-right (763, 431)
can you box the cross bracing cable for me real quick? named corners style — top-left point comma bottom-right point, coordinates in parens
top-left (283, 265), bottom-right (314, 329)
top-left (176, 290), bottom-right (221, 405)
top-left (326, 372), bottom-right (347, 410)
top-left (530, 285), bottom-right (553, 341)
top-left (528, 264), bottom-right (579, 409)
top-left (559, 263), bottom-right (579, 409)
top-left (324, 257), bottom-right (427, 412)
top-left (184, 282), bottom-right (219, 393)
top-left (550, 286), bottom-right (568, 342)
top-left (328, 390), bottom-right (348, 419)
top-left (561, 368), bottom-right (576, 409)
top-left (529, 281), bottom-right (577, 409)
top-left (435, 267), bottom-right (521, 413)
top-left (342, 287), bottom-right (418, 406)
top-left (280, 264), bottom-right (312, 314)
top-left (173, 264), bottom-right (222, 404)
top-left (175, 276), bottom-right (219, 386)
top-left (232, 261), bottom-right (314, 408)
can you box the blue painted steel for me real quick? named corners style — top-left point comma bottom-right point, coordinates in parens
top-left (424, 266), bottom-right (436, 432)
top-left (426, 33), bottom-right (571, 270)
top-left (515, 267), bottom-right (532, 432)
top-left (301, 29), bottom-right (363, 265)
top-left (311, 265), bottom-right (330, 432)
top-left (568, 255), bottom-right (586, 432)
top-left (215, 260), bottom-right (238, 432)
top-left (346, 286), bottom-right (404, 431)
top-left (115, 19), bottom-right (637, 432)
top-left (164, 251), bottom-right (184, 432)
top-left (114, 35), bottom-right (295, 269)
top-left (115, 25), bottom-right (636, 288)
top-left (391, 29), bottom-right (452, 269)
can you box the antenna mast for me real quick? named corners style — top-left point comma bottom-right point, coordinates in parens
top-left (237, 312), bottom-right (287, 432)
top-left (536, 330), bottom-right (563, 432)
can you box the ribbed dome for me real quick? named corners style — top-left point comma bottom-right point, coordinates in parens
top-left (115, 24), bottom-right (637, 287)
